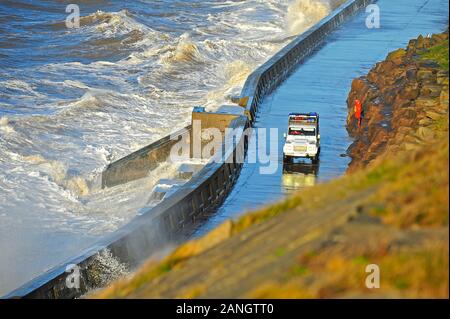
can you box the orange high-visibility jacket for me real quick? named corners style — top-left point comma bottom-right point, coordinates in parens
top-left (354, 99), bottom-right (362, 119)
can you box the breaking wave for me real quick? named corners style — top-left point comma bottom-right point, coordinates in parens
top-left (0, 117), bottom-right (15, 134)
top-left (22, 155), bottom-right (90, 197)
top-left (206, 60), bottom-right (252, 109)
top-left (161, 35), bottom-right (205, 66)
top-left (83, 10), bottom-right (147, 37)
top-left (286, 0), bottom-right (345, 35)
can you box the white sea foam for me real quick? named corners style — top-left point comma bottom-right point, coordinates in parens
top-left (0, 117), bottom-right (15, 134)
top-left (63, 80), bottom-right (91, 90)
top-left (0, 116), bottom-right (9, 127)
top-left (82, 9), bottom-right (151, 38)
top-left (88, 249), bottom-right (129, 288)
top-left (205, 60), bottom-right (253, 110)
top-left (286, 0), bottom-right (339, 35)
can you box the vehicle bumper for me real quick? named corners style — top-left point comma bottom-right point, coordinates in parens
top-left (283, 152), bottom-right (316, 158)
top-left (283, 145), bottom-right (318, 158)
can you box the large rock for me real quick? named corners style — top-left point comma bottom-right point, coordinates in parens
top-left (420, 84), bottom-right (442, 98)
top-left (375, 60), bottom-right (396, 74)
top-left (367, 69), bottom-right (382, 86)
top-left (415, 35), bottom-right (435, 50)
top-left (436, 70), bottom-right (449, 85)
top-left (418, 117), bottom-right (433, 126)
top-left (416, 35), bottom-right (425, 49)
top-left (386, 49), bottom-right (406, 65)
top-left (405, 67), bottom-right (418, 81)
top-left (431, 32), bottom-right (449, 43)
top-left (400, 82), bottom-right (420, 100)
top-left (417, 60), bottom-right (441, 69)
top-left (366, 129), bottom-right (389, 154)
top-left (416, 97), bottom-right (440, 108)
top-left (417, 69), bottom-right (436, 83)
top-left (394, 107), bottom-right (417, 123)
top-left (385, 68), bottom-right (407, 86)
top-left (350, 78), bottom-right (370, 95)
top-left (407, 39), bottom-right (417, 53)
top-left (425, 110), bottom-right (444, 120)
top-left (393, 95), bottom-right (412, 109)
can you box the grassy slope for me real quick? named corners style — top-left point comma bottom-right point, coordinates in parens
top-left (92, 39), bottom-right (449, 299)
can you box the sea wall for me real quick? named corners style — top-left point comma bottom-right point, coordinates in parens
top-left (101, 126), bottom-right (191, 188)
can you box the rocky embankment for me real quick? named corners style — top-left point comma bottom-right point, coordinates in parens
top-left (346, 31), bottom-right (449, 171)
top-left (92, 32), bottom-right (449, 299)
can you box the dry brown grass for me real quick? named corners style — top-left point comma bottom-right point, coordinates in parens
top-left (249, 242), bottom-right (448, 298)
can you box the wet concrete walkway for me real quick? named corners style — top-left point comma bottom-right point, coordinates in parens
top-left (195, 0), bottom-right (449, 236)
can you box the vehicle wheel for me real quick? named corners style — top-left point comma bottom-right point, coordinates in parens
top-left (283, 155), bottom-right (291, 163)
top-left (312, 155), bottom-right (319, 164)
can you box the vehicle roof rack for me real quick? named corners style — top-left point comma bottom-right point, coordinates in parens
top-left (288, 112), bottom-right (319, 117)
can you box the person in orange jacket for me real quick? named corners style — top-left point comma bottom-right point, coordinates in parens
top-left (354, 99), bottom-right (362, 129)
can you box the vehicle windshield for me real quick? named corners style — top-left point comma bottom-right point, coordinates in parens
top-left (289, 128), bottom-right (316, 136)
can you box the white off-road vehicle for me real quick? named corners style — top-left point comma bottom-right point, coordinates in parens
top-left (282, 112), bottom-right (320, 164)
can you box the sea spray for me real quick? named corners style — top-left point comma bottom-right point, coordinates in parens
top-left (205, 60), bottom-right (252, 110)
top-left (0, 117), bottom-right (15, 134)
top-left (286, 0), bottom-right (345, 35)
top-left (86, 249), bottom-right (129, 289)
